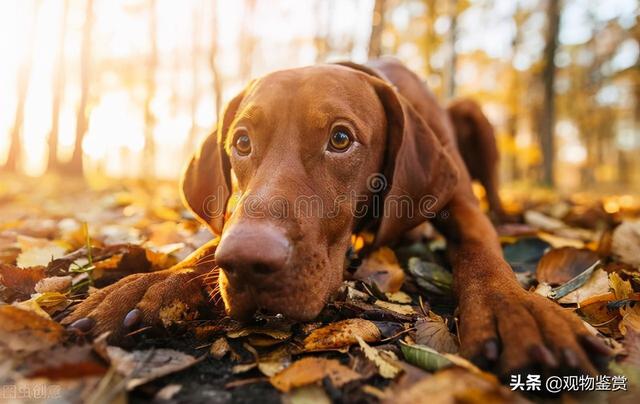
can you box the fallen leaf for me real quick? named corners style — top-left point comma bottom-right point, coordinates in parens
top-left (384, 291), bottom-right (412, 304)
top-left (536, 247), bottom-right (600, 285)
top-left (34, 275), bottom-right (72, 293)
top-left (353, 247), bottom-right (405, 293)
top-left (611, 221), bottom-right (640, 268)
top-left (17, 245), bottom-right (67, 268)
top-left (210, 337), bottom-right (230, 360)
top-left (578, 293), bottom-right (621, 335)
top-left (270, 357), bottom-right (361, 392)
top-left (303, 318), bottom-right (381, 351)
top-left (105, 346), bottom-right (201, 390)
top-left (373, 300), bottom-right (416, 316)
top-left (0, 263), bottom-right (45, 299)
top-left (619, 304), bottom-right (640, 336)
top-left (0, 305), bottom-right (64, 352)
top-left (356, 336), bottom-right (401, 379)
top-left (283, 385), bottom-right (331, 404)
top-left (388, 367), bottom-right (527, 404)
top-left (415, 314), bottom-right (458, 354)
top-left (610, 272), bottom-right (634, 300)
top-left (407, 258), bottom-right (452, 295)
top-left (399, 341), bottom-right (454, 371)
top-left (555, 267), bottom-right (608, 304)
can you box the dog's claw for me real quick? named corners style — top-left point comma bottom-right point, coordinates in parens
top-left (123, 308), bottom-right (142, 329)
top-left (529, 344), bottom-right (558, 369)
top-left (483, 339), bottom-right (499, 362)
top-left (582, 335), bottom-right (612, 356)
top-left (67, 317), bottom-right (95, 333)
top-left (562, 348), bottom-right (580, 369)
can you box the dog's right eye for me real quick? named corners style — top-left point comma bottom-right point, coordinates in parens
top-left (233, 132), bottom-right (252, 156)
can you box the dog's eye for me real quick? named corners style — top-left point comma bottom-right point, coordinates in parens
top-left (328, 127), bottom-right (353, 152)
top-left (233, 133), bottom-right (252, 156)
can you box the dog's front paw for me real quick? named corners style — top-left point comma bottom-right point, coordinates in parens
top-left (62, 268), bottom-right (212, 341)
top-left (458, 283), bottom-right (611, 378)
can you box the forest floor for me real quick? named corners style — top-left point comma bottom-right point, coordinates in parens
top-left (0, 174), bottom-right (639, 403)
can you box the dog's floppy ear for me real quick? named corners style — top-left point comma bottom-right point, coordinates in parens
top-left (180, 88), bottom-right (248, 235)
top-left (336, 62), bottom-right (460, 246)
top-left (373, 81), bottom-right (459, 246)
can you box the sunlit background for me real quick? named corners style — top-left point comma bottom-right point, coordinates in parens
top-left (0, 0), bottom-right (638, 191)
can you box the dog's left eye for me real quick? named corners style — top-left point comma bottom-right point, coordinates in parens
top-left (328, 127), bottom-right (353, 152)
top-left (233, 132), bottom-right (252, 156)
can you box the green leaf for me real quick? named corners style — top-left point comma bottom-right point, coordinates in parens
top-left (399, 341), bottom-right (454, 371)
top-left (407, 258), bottom-right (452, 295)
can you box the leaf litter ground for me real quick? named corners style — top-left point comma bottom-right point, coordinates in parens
top-left (1, 174), bottom-right (639, 403)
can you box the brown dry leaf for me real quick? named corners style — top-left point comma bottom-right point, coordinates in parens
top-left (269, 357), bottom-right (361, 392)
top-left (374, 300), bottom-right (416, 316)
top-left (17, 244), bottom-right (67, 268)
top-left (227, 326), bottom-right (292, 341)
top-left (385, 291), bottom-right (412, 304)
top-left (303, 318), bottom-right (381, 351)
top-left (24, 344), bottom-right (108, 380)
top-left (356, 336), bottom-right (401, 379)
top-left (415, 313), bottom-right (459, 354)
top-left (0, 305), bottom-right (64, 352)
top-left (619, 304), bottom-right (640, 336)
top-left (578, 293), bottom-right (621, 335)
top-left (536, 247), bottom-right (599, 285)
top-left (0, 263), bottom-right (45, 299)
top-left (258, 344), bottom-right (293, 377)
top-left (611, 220), bottom-right (640, 268)
top-left (388, 367), bottom-right (528, 404)
top-left (557, 268), bottom-right (610, 304)
top-left (283, 385), bottom-right (331, 404)
top-left (353, 247), bottom-right (405, 293)
top-left (105, 346), bottom-right (201, 390)
top-left (210, 337), bottom-right (231, 360)
top-left (34, 275), bottom-right (72, 293)
top-left (610, 272), bottom-right (634, 300)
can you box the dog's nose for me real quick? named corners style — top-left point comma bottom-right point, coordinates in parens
top-left (215, 222), bottom-right (291, 277)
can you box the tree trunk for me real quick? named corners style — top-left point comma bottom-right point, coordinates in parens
top-left (3, 1), bottom-right (39, 172)
top-left (143, 0), bottom-right (158, 177)
top-left (47, 0), bottom-right (69, 172)
top-left (209, 0), bottom-right (223, 120)
top-left (186, 1), bottom-right (201, 155)
top-left (238, 0), bottom-right (256, 83)
top-left (506, 4), bottom-right (526, 183)
top-left (368, 0), bottom-right (385, 58)
top-left (65, 0), bottom-right (94, 176)
top-left (539, 0), bottom-right (560, 187)
top-left (443, 0), bottom-right (458, 99)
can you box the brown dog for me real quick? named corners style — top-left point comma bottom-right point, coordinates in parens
top-left (447, 99), bottom-right (506, 221)
top-left (64, 57), bottom-right (609, 377)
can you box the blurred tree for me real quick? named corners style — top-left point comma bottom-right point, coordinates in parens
top-left (443, 0), bottom-right (459, 99)
top-left (538, 0), bottom-right (560, 186)
top-left (210, 0), bottom-right (223, 120)
top-left (187, 0), bottom-right (201, 154)
top-left (143, 0), bottom-right (158, 177)
top-left (368, 0), bottom-right (386, 58)
top-left (238, 0), bottom-right (256, 83)
top-left (3, 0), bottom-right (40, 172)
top-left (47, 0), bottom-right (69, 172)
top-left (314, 0), bottom-right (332, 62)
top-left (64, 0), bottom-right (94, 176)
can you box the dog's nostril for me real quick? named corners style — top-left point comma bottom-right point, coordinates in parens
top-left (252, 263), bottom-right (275, 275)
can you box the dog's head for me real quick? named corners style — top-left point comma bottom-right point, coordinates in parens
top-left (181, 63), bottom-right (458, 321)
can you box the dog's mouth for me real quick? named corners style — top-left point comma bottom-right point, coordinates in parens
top-left (217, 263), bottom-right (338, 322)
